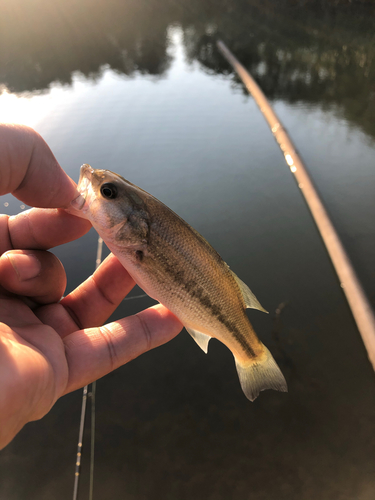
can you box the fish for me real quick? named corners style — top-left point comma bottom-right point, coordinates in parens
top-left (68, 164), bottom-right (287, 401)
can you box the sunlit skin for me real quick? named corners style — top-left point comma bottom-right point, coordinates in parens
top-left (0, 123), bottom-right (183, 450)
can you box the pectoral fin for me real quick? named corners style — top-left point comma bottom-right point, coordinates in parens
top-left (230, 270), bottom-right (268, 313)
top-left (186, 327), bottom-right (211, 354)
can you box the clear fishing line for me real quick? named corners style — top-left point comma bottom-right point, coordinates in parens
top-left (72, 237), bottom-right (102, 500)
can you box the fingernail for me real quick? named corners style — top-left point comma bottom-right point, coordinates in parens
top-left (7, 252), bottom-right (42, 281)
top-left (70, 193), bottom-right (86, 210)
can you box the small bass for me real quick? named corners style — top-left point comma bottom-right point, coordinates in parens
top-left (70, 164), bottom-right (287, 401)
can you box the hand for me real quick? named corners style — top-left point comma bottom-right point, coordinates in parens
top-left (0, 124), bottom-right (183, 450)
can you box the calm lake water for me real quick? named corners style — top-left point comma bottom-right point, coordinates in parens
top-left (1, 1), bottom-right (374, 499)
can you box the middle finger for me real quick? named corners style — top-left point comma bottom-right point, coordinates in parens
top-left (0, 249), bottom-right (66, 304)
top-left (5, 208), bottom-right (91, 252)
top-left (37, 253), bottom-right (136, 337)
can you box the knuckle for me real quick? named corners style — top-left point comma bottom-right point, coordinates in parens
top-left (97, 325), bottom-right (118, 371)
top-left (134, 312), bottom-right (152, 353)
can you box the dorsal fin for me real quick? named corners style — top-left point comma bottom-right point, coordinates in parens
top-left (230, 270), bottom-right (268, 313)
top-left (186, 327), bottom-right (211, 353)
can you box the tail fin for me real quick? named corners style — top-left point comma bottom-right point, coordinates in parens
top-left (235, 345), bottom-right (287, 401)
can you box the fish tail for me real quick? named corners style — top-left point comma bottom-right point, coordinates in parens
top-left (234, 345), bottom-right (287, 401)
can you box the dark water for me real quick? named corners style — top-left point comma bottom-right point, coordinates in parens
top-left (1, 1), bottom-right (375, 499)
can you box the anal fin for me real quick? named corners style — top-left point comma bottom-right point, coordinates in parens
top-left (186, 327), bottom-right (211, 354)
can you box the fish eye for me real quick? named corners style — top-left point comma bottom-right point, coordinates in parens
top-left (100, 183), bottom-right (118, 200)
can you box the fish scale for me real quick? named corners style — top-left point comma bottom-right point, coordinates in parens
top-left (68, 164), bottom-right (287, 401)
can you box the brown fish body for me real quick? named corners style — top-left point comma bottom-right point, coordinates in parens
top-left (108, 196), bottom-right (263, 362)
top-left (70, 165), bottom-right (287, 401)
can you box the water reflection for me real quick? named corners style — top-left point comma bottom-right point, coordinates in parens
top-left (1, 0), bottom-right (374, 138)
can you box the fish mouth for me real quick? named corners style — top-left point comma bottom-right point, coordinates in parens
top-left (79, 163), bottom-right (94, 183)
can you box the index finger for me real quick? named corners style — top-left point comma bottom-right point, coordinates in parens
top-left (0, 123), bottom-right (78, 207)
top-left (0, 124), bottom-right (91, 252)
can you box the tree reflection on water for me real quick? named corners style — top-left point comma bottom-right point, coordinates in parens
top-left (0, 0), bottom-right (374, 138)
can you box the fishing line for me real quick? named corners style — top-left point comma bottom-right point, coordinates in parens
top-left (123, 293), bottom-right (149, 301)
top-left (72, 237), bottom-right (103, 500)
top-left (87, 236), bottom-right (103, 500)
top-left (72, 385), bottom-right (88, 500)
top-left (88, 380), bottom-right (96, 500)
top-left (217, 40), bottom-right (375, 371)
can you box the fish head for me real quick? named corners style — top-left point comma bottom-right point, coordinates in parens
top-left (68, 164), bottom-right (150, 248)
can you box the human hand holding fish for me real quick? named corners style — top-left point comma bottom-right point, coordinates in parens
top-left (0, 124), bottom-right (183, 450)
top-left (0, 124), bottom-right (287, 448)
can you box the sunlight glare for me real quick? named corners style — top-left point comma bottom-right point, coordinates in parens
top-left (285, 154), bottom-right (294, 166)
top-left (0, 89), bottom-right (52, 127)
